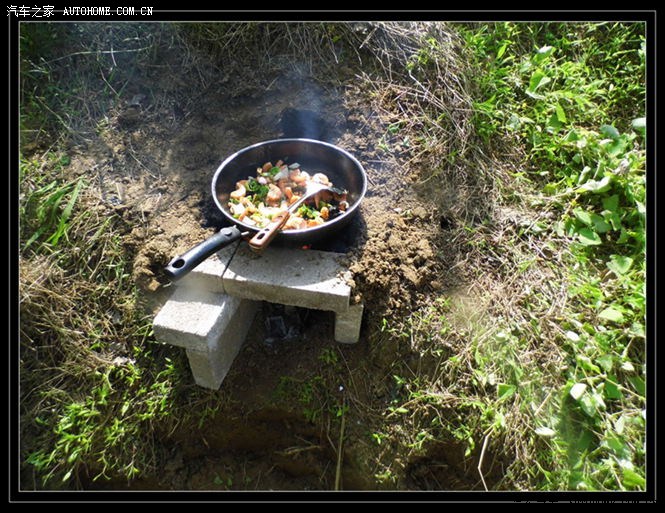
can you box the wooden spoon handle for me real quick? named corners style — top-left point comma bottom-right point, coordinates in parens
top-left (248, 211), bottom-right (291, 253)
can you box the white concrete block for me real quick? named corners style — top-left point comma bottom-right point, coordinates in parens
top-left (183, 288), bottom-right (256, 389)
top-left (154, 287), bottom-right (258, 389)
top-left (223, 244), bottom-right (351, 313)
top-left (334, 303), bottom-right (364, 344)
top-left (153, 285), bottom-right (258, 353)
top-left (185, 348), bottom-right (226, 390)
top-left (154, 287), bottom-right (233, 351)
top-left (175, 241), bottom-right (240, 294)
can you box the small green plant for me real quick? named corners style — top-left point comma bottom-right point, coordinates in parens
top-left (213, 473), bottom-right (233, 488)
top-left (20, 153), bottom-right (84, 251)
top-left (371, 432), bottom-right (387, 445)
top-left (318, 347), bottom-right (339, 366)
top-left (26, 347), bottom-right (180, 485)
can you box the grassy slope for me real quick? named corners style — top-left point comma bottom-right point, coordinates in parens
top-left (363, 21), bottom-right (645, 491)
top-left (453, 22), bottom-right (646, 490)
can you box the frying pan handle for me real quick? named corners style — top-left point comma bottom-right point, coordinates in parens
top-left (248, 212), bottom-right (291, 253)
top-left (164, 226), bottom-right (245, 281)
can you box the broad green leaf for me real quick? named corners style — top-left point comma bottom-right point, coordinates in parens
top-left (498, 383), bottom-right (516, 401)
top-left (579, 395), bottom-right (596, 417)
top-left (605, 435), bottom-right (627, 456)
top-left (475, 94), bottom-right (496, 110)
top-left (628, 323), bottom-right (645, 338)
top-left (578, 175), bottom-right (612, 193)
top-left (621, 361), bottom-right (635, 372)
top-left (596, 354), bottom-right (613, 372)
top-left (577, 355), bottom-right (600, 374)
top-left (592, 215), bottom-right (612, 234)
top-left (617, 228), bottom-right (630, 244)
top-left (565, 331), bottom-right (580, 342)
top-left (529, 221), bottom-right (547, 233)
top-left (564, 129), bottom-right (579, 142)
top-left (555, 103), bottom-right (567, 123)
top-left (603, 211), bottom-right (622, 231)
top-left (599, 307), bottom-right (624, 323)
top-left (547, 113), bottom-right (562, 131)
top-left (607, 137), bottom-right (628, 157)
top-left (604, 376), bottom-right (622, 400)
top-left (602, 194), bottom-right (619, 212)
top-left (607, 255), bottom-right (634, 275)
top-left (575, 390), bottom-right (605, 418)
top-left (631, 117), bottom-right (646, 131)
top-left (507, 113), bottom-right (520, 130)
top-left (636, 201), bottom-right (646, 216)
top-left (556, 219), bottom-right (572, 237)
top-left (527, 70), bottom-right (551, 93)
top-left (577, 165), bottom-right (592, 185)
top-left (573, 208), bottom-right (593, 226)
top-left (614, 414), bottom-right (626, 435)
top-left (569, 382), bottom-right (587, 400)
top-left (533, 45), bottom-right (554, 64)
top-left (577, 227), bottom-right (602, 246)
top-left (600, 124), bottom-right (620, 140)
top-left (497, 41), bottom-right (509, 59)
top-left (622, 467), bottom-right (646, 490)
top-left (535, 426), bottom-right (556, 438)
top-left (628, 376), bottom-right (645, 396)
top-left (591, 391), bottom-right (606, 410)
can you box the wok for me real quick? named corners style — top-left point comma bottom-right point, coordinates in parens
top-left (164, 138), bottom-right (367, 281)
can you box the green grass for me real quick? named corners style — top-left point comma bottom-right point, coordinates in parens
top-left (457, 22), bottom-right (645, 490)
top-left (18, 153), bottom-right (218, 487)
top-left (365, 21), bottom-right (646, 491)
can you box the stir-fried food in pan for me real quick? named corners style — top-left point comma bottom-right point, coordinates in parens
top-left (228, 160), bottom-right (349, 230)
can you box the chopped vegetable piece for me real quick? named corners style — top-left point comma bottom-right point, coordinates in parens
top-left (227, 160), bottom-right (348, 230)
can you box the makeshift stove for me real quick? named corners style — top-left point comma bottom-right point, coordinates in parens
top-left (153, 241), bottom-right (363, 390)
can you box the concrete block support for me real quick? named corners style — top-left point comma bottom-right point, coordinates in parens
top-left (155, 245), bottom-right (364, 388)
top-left (175, 241), bottom-right (240, 294)
top-left (223, 245), bottom-right (351, 313)
top-left (153, 286), bottom-right (259, 389)
top-left (334, 303), bottom-right (364, 344)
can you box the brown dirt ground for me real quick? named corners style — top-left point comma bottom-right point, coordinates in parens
top-left (29, 25), bottom-right (499, 491)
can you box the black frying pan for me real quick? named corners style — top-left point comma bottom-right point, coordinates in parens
top-left (164, 138), bottom-right (367, 281)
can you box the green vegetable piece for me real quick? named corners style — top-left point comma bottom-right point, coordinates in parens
top-left (246, 178), bottom-right (260, 192)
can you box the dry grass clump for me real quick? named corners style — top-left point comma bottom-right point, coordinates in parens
top-left (353, 23), bottom-right (500, 224)
top-left (18, 162), bottom-right (186, 487)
